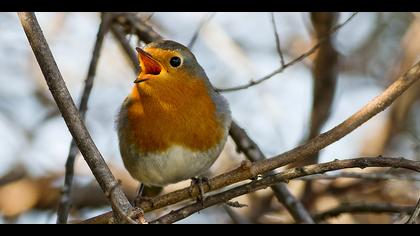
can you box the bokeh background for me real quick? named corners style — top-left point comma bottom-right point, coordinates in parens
top-left (0, 12), bottom-right (419, 223)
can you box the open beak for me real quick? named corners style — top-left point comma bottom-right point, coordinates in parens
top-left (134, 47), bottom-right (162, 83)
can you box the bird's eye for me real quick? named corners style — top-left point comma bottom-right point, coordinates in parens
top-left (169, 56), bottom-right (182, 67)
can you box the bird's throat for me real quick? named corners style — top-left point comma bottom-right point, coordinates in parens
top-left (124, 80), bottom-right (224, 153)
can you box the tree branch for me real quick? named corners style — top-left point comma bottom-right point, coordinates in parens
top-left (270, 12), bottom-right (285, 67)
top-left (56, 12), bottom-right (112, 224)
top-left (312, 202), bottom-right (415, 222)
top-left (216, 12), bottom-right (358, 93)
top-left (151, 157), bottom-right (420, 224)
top-left (17, 12), bottom-right (134, 223)
top-left (407, 197), bottom-right (420, 224)
top-left (112, 12), bottom-right (163, 43)
top-left (293, 12), bottom-right (340, 207)
top-left (110, 23), bottom-right (140, 73)
top-left (188, 12), bottom-right (216, 49)
top-left (297, 171), bottom-right (420, 182)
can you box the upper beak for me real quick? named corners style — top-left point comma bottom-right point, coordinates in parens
top-left (134, 47), bottom-right (162, 83)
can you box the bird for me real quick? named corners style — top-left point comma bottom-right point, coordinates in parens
top-left (117, 40), bottom-right (231, 201)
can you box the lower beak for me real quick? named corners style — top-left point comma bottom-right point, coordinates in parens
top-left (135, 47), bottom-right (161, 83)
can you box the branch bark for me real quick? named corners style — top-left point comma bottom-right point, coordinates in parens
top-left (312, 202), bottom-right (415, 222)
top-left (56, 12), bottom-right (112, 224)
top-left (292, 12), bottom-right (340, 208)
top-left (297, 171), bottom-right (420, 182)
top-left (17, 12), bottom-right (134, 223)
top-left (151, 157), bottom-right (420, 224)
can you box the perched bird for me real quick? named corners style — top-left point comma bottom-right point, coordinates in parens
top-left (117, 40), bottom-right (231, 199)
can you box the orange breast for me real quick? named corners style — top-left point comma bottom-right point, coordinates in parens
top-left (123, 77), bottom-right (224, 153)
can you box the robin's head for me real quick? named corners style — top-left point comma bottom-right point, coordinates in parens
top-left (134, 40), bottom-right (210, 95)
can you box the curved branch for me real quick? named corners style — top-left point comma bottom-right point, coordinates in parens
top-left (17, 12), bottom-right (133, 223)
top-left (298, 171), bottom-right (420, 181)
top-left (151, 157), bottom-right (420, 224)
top-left (313, 202), bottom-right (415, 222)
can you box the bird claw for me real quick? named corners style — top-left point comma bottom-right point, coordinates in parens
top-left (133, 195), bottom-right (154, 207)
top-left (189, 177), bottom-right (210, 206)
top-left (132, 183), bottom-right (153, 207)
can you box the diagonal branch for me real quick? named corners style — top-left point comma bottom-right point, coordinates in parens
top-left (313, 202), bottom-right (416, 222)
top-left (110, 24), bottom-right (140, 73)
top-left (56, 12), bottom-right (112, 224)
top-left (188, 12), bottom-right (216, 49)
top-left (17, 12), bottom-right (134, 223)
top-left (298, 171), bottom-right (420, 182)
top-left (151, 157), bottom-right (420, 224)
top-left (407, 197), bottom-right (420, 224)
top-left (216, 12), bottom-right (358, 93)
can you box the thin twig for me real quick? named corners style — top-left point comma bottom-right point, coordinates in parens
top-left (223, 205), bottom-right (252, 224)
top-left (56, 12), bottom-right (112, 224)
top-left (143, 13), bottom-right (155, 22)
top-left (151, 157), bottom-right (420, 224)
top-left (18, 12), bottom-right (133, 223)
top-left (188, 12), bottom-right (216, 49)
top-left (406, 197), bottom-right (420, 224)
top-left (313, 202), bottom-right (415, 222)
top-left (82, 15), bottom-right (420, 224)
top-left (298, 171), bottom-right (420, 181)
top-left (216, 12), bottom-right (358, 93)
top-left (270, 12), bottom-right (285, 67)
top-left (110, 24), bottom-right (140, 73)
top-left (113, 12), bottom-right (163, 43)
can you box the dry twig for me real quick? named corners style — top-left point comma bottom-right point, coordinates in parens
top-left (313, 202), bottom-right (415, 222)
top-left (216, 12), bottom-right (358, 93)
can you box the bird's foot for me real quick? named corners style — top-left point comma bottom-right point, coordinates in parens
top-left (132, 183), bottom-right (154, 207)
top-left (189, 177), bottom-right (210, 206)
top-left (133, 195), bottom-right (154, 207)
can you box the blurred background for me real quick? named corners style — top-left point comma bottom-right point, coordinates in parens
top-left (0, 12), bottom-right (419, 224)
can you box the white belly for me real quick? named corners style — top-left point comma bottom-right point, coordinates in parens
top-left (122, 137), bottom-right (227, 186)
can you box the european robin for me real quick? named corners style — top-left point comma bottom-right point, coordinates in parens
top-left (117, 40), bottom-right (231, 197)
